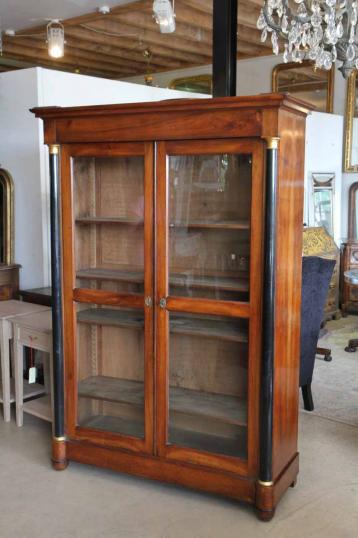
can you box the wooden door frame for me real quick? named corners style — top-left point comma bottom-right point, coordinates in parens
top-left (155, 138), bottom-right (265, 476)
top-left (61, 141), bottom-right (155, 454)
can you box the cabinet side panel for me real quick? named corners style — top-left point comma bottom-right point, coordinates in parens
top-left (272, 110), bottom-right (306, 480)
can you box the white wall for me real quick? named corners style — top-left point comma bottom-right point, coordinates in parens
top-left (0, 69), bottom-right (46, 288)
top-left (304, 112), bottom-right (343, 244)
top-left (0, 67), bottom-right (206, 289)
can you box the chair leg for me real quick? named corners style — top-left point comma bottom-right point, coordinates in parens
top-left (345, 338), bottom-right (358, 353)
top-left (301, 384), bottom-right (314, 412)
top-left (316, 346), bottom-right (332, 362)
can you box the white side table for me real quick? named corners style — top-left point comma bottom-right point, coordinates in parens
top-left (13, 310), bottom-right (53, 427)
top-left (0, 300), bottom-right (50, 422)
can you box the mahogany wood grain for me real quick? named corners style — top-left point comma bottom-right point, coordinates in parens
top-left (66, 439), bottom-right (256, 504)
top-left (166, 297), bottom-right (250, 318)
top-left (255, 453), bottom-right (299, 520)
top-left (33, 95), bottom-right (311, 520)
top-left (73, 288), bottom-right (144, 309)
top-left (271, 110), bottom-right (306, 481)
top-left (52, 438), bottom-right (68, 471)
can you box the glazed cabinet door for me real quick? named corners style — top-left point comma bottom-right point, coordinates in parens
top-left (156, 139), bottom-right (264, 475)
top-left (61, 143), bottom-right (154, 453)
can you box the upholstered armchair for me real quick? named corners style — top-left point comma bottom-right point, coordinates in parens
top-left (300, 256), bottom-right (336, 411)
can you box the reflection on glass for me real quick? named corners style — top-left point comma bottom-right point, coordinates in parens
top-left (312, 173), bottom-right (335, 237)
top-left (274, 63), bottom-right (331, 112)
top-left (168, 153), bottom-right (252, 301)
top-left (72, 156), bottom-right (144, 293)
top-left (76, 304), bottom-right (145, 438)
top-left (168, 313), bottom-right (249, 459)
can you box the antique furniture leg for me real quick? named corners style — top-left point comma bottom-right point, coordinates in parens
top-left (345, 338), bottom-right (358, 352)
top-left (344, 270), bottom-right (358, 353)
top-left (49, 144), bottom-right (67, 471)
top-left (0, 319), bottom-right (11, 421)
top-left (316, 346), bottom-right (332, 362)
top-left (13, 335), bottom-right (24, 427)
top-left (301, 384), bottom-right (314, 411)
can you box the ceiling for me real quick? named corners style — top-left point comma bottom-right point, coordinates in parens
top-left (0, 0), bottom-right (270, 79)
top-left (0, 0), bottom-right (134, 30)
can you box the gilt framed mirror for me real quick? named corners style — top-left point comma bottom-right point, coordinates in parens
top-left (344, 71), bottom-right (358, 172)
top-left (0, 168), bottom-right (14, 265)
top-left (348, 181), bottom-right (358, 240)
top-left (272, 61), bottom-right (334, 112)
top-left (168, 74), bottom-right (212, 95)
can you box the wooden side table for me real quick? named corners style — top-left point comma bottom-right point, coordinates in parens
top-left (13, 310), bottom-right (53, 427)
top-left (0, 300), bottom-right (50, 422)
top-left (19, 286), bottom-right (52, 307)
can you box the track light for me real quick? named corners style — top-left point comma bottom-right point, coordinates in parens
top-left (153, 0), bottom-right (176, 34)
top-left (47, 20), bottom-right (65, 58)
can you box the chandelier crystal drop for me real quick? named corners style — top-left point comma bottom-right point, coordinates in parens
top-left (257, 0), bottom-right (358, 78)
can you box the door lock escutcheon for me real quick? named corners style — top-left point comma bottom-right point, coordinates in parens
top-left (159, 297), bottom-right (167, 309)
top-left (145, 296), bottom-right (153, 308)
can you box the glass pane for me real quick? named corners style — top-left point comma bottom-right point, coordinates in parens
top-left (76, 304), bottom-right (145, 438)
top-left (168, 313), bottom-right (248, 459)
top-left (168, 154), bottom-right (251, 301)
top-left (276, 64), bottom-right (330, 112)
top-left (73, 156), bottom-right (144, 294)
top-left (313, 189), bottom-right (333, 235)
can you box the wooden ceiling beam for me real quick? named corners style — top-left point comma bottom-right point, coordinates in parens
top-left (1, 51), bottom-right (121, 79)
top-left (2, 41), bottom-right (129, 78)
top-left (112, 10), bottom-right (212, 46)
top-left (69, 22), bottom-right (210, 66)
top-left (63, 29), bottom-right (180, 70)
top-left (87, 17), bottom-right (212, 58)
top-left (3, 36), bottom-right (150, 74)
top-left (64, 25), bottom-right (202, 69)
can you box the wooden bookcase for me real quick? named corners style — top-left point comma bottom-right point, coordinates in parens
top-left (32, 94), bottom-right (311, 521)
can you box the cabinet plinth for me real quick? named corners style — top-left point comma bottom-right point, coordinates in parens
top-left (32, 93), bottom-right (311, 520)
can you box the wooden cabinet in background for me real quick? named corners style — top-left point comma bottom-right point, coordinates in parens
top-left (32, 94), bottom-right (312, 521)
top-left (302, 227), bottom-right (341, 321)
top-left (341, 182), bottom-right (358, 314)
top-left (0, 263), bottom-right (21, 300)
top-left (341, 240), bottom-right (358, 314)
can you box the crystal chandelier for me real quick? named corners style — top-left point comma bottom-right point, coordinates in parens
top-left (257, 1), bottom-right (358, 78)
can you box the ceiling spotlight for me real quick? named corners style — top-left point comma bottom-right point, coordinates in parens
top-left (98, 6), bottom-right (111, 15)
top-left (47, 20), bottom-right (65, 58)
top-left (153, 0), bottom-right (175, 34)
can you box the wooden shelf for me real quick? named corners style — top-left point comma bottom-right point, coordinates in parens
top-left (168, 425), bottom-right (247, 459)
top-left (80, 412), bottom-right (246, 458)
top-left (77, 268), bottom-right (143, 283)
top-left (81, 415), bottom-right (144, 438)
top-left (23, 394), bottom-right (52, 422)
top-left (78, 308), bottom-right (144, 329)
top-left (0, 379), bottom-right (45, 404)
top-left (75, 217), bottom-right (249, 230)
top-left (76, 267), bottom-right (249, 293)
top-left (170, 274), bottom-right (249, 292)
top-left (76, 217), bottom-right (143, 225)
top-left (77, 309), bottom-right (248, 343)
top-left (170, 220), bottom-right (250, 230)
top-left (78, 376), bottom-right (247, 426)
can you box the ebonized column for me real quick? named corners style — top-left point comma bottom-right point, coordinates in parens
top-left (49, 144), bottom-right (65, 442)
top-left (259, 137), bottom-right (280, 485)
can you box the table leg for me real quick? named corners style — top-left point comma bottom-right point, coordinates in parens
top-left (0, 321), bottom-right (12, 422)
top-left (14, 337), bottom-right (24, 427)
